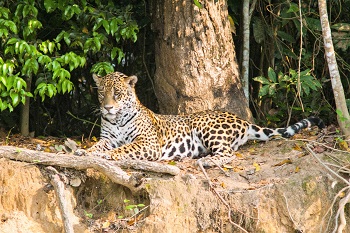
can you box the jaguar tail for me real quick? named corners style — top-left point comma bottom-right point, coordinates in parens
top-left (247, 116), bottom-right (324, 141)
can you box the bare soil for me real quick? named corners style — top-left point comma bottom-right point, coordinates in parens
top-left (0, 129), bottom-right (349, 232)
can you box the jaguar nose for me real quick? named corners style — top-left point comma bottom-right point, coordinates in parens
top-left (104, 105), bottom-right (113, 111)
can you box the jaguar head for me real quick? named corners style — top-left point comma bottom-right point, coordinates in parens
top-left (93, 72), bottom-right (138, 120)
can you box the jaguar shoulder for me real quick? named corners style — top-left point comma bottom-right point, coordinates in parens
top-left (76, 71), bottom-right (324, 166)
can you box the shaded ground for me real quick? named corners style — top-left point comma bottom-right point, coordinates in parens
top-left (0, 126), bottom-right (350, 232)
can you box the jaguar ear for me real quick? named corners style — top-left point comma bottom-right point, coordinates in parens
top-left (92, 73), bottom-right (102, 87)
top-left (125, 75), bottom-right (138, 88)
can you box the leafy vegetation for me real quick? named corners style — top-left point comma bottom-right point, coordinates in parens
top-left (253, 67), bottom-right (323, 122)
top-left (1, 0), bottom-right (350, 135)
top-left (0, 0), bottom-right (144, 136)
top-left (229, 0), bottom-right (350, 124)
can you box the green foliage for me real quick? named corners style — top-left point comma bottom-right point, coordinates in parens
top-left (332, 23), bottom-right (350, 51)
top-left (253, 68), bottom-right (323, 122)
top-left (84, 210), bottom-right (93, 219)
top-left (234, 0), bottom-right (345, 123)
top-left (0, 0), bottom-right (139, 112)
top-left (254, 67), bottom-right (322, 98)
top-left (118, 199), bottom-right (146, 219)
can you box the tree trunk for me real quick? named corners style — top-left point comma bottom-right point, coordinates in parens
top-left (20, 75), bottom-right (32, 136)
top-left (151, 0), bottom-right (252, 121)
top-left (241, 0), bottom-right (250, 104)
top-left (318, 0), bottom-right (350, 137)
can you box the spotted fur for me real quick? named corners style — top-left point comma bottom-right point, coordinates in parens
top-left (78, 72), bottom-right (324, 166)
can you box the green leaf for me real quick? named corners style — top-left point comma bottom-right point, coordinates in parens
top-left (102, 19), bottom-right (110, 34)
top-left (44, 0), bottom-right (57, 12)
top-left (252, 17), bottom-right (265, 44)
top-left (287, 3), bottom-right (298, 13)
top-left (93, 18), bottom-right (104, 32)
top-left (253, 76), bottom-right (271, 85)
top-left (267, 67), bottom-right (277, 83)
top-left (193, 0), bottom-right (202, 9)
top-left (0, 28), bottom-right (9, 38)
top-left (277, 31), bottom-right (296, 43)
top-left (125, 205), bottom-right (137, 210)
top-left (6, 37), bottom-right (19, 45)
top-left (305, 17), bottom-right (322, 31)
top-left (91, 62), bottom-right (114, 75)
top-left (64, 33), bottom-right (71, 45)
top-left (38, 55), bottom-right (52, 65)
top-left (47, 84), bottom-right (56, 97)
top-left (268, 84), bottom-right (276, 96)
top-left (110, 18), bottom-right (122, 36)
top-left (60, 79), bottom-right (73, 94)
top-left (28, 19), bottom-right (43, 31)
top-left (93, 37), bottom-right (101, 51)
top-left (301, 83), bottom-right (310, 96)
top-left (48, 42), bottom-right (55, 53)
top-left (302, 75), bottom-right (321, 91)
top-left (10, 90), bottom-right (19, 106)
top-left (0, 7), bottom-right (10, 19)
top-left (332, 23), bottom-right (350, 32)
top-left (258, 85), bottom-right (270, 97)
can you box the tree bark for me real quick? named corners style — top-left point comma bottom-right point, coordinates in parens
top-left (318, 0), bottom-right (350, 137)
top-left (241, 0), bottom-right (250, 104)
top-left (20, 75), bottom-right (32, 136)
top-left (151, 0), bottom-right (252, 121)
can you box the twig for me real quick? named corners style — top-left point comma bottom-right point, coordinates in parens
top-left (197, 159), bottom-right (249, 233)
top-left (294, 138), bottom-right (350, 155)
top-left (66, 111), bottom-right (101, 128)
top-left (88, 118), bottom-right (99, 141)
top-left (305, 144), bottom-right (350, 186)
top-left (125, 205), bottom-right (150, 221)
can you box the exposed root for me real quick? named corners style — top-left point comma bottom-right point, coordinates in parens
top-left (305, 143), bottom-right (350, 233)
top-left (47, 166), bottom-right (76, 233)
top-left (0, 145), bottom-right (180, 194)
top-left (197, 159), bottom-right (249, 233)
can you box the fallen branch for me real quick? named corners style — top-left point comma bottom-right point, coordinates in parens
top-left (0, 146), bottom-right (180, 193)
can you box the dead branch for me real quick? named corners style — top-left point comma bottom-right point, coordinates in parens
top-left (0, 146), bottom-right (180, 193)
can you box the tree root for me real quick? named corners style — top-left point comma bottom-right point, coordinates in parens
top-left (0, 145), bottom-right (180, 193)
top-left (197, 159), bottom-right (249, 233)
top-left (306, 144), bottom-right (350, 233)
top-left (47, 166), bottom-right (76, 233)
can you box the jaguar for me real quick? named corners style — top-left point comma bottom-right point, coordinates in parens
top-left (77, 71), bottom-right (324, 166)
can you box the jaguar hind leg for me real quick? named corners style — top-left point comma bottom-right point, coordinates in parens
top-left (197, 146), bottom-right (236, 167)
